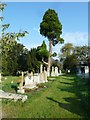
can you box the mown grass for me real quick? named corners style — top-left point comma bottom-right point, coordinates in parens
top-left (1, 74), bottom-right (89, 118)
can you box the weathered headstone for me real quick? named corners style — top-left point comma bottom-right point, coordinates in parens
top-left (0, 73), bottom-right (1, 83)
top-left (77, 68), bottom-right (82, 76)
top-left (0, 90), bottom-right (27, 102)
top-left (34, 73), bottom-right (40, 84)
top-left (55, 67), bottom-right (59, 76)
top-left (39, 73), bottom-right (45, 83)
top-left (28, 72), bottom-right (34, 82)
top-left (85, 66), bottom-right (89, 74)
top-left (17, 72), bottom-right (25, 94)
top-left (24, 72), bottom-right (37, 89)
top-left (44, 67), bottom-right (48, 82)
top-left (59, 70), bottom-right (62, 75)
top-left (47, 68), bottom-right (50, 77)
top-left (67, 69), bottom-right (70, 73)
top-left (85, 66), bottom-right (89, 78)
top-left (51, 66), bottom-right (55, 76)
top-left (40, 64), bottom-right (43, 73)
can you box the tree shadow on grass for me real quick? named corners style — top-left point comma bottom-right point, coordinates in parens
top-left (11, 84), bottom-right (18, 93)
top-left (46, 97), bottom-right (87, 118)
top-left (59, 81), bottom-right (73, 85)
top-left (57, 75), bottom-right (90, 118)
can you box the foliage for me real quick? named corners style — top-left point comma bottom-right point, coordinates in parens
top-left (40, 9), bottom-right (64, 75)
top-left (27, 48), bottom-right (41, 73)
top-left (0, 3), bottom-right (29, 75)
top-left (63, 54), bottom-right (78, 73)
top-left (40, 9), bottom-right (64, 45)
top-left (60, 43), bottom-right (74, 62)
top-left (36, 41), bottom-right (49, 62)
top-left (51, 52), bottom-right (57, 57)
top-left (60, 43), bottom-right (89, 73)
top-left (52, 59), bottom-right (61, 70)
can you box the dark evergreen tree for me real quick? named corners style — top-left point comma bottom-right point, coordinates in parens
top-left (40, 9), bottom-right (64, 75)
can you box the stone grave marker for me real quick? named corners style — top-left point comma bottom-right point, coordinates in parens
top-left (55, 67), bottom-right (59, 76)
top-left (44, 67), bottom-right (48, 82)
top-left (51, 66), bottom-right (55, 76)
top-left (0, 73), bottom-right (1, 83)
top-left (24, 71), bottom-right (37, 89)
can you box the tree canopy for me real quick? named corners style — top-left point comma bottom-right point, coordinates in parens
top-left (40, 9), bottom-right (64, 46)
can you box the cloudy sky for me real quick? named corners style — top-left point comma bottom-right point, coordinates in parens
top-left (3, 2), bottom-right (88, 58)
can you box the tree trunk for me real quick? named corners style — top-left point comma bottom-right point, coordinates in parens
top-left (48, 40), bottom-right (53, 76)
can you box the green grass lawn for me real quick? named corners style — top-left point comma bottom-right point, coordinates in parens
top-left (1, 74), bottom-right (89, 118)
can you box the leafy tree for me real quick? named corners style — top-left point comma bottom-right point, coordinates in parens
top-left (52, 59), bottom-right (61, 70)
top-left (0, 3), bottom-right (28, 75)
top-left (63, 54), bottom-right (78, 73)
top-left (74, 46), bottom-right (89, 65)
top-left (37, 41), bottom-right (49, 62)
top-left (40, 9), bottom-right (64, 75)
top-left (60, 44), bottom-right (89, 74)
top-left (25, 48), bottom-right (41, 73)
top-left (60, 43), bottom-right (74, 62)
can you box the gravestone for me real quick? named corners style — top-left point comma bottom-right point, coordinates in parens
top-left (24, 72), bottom-right (37, 89)
top-left (47, 68), bottom-right (49, 77)
top-left (39, 73), bottom-right (45, 83)
top-left (17, 72), bottom-right (25, 94)
top-left (85, 66), bottom-right (89, 78)
top-left (59, 70), bottom-right (62, 75)
top-left (0, 73), bottom-right (1, 83)
top-left (44, 67), bottom-right (48, 82)
top-left (28, 72), bottom-right (34, 82)
top-left (78, 69), bottom-right (81, 74)
top-left (77, 68), bottom-right (82, 76)
top-left (40, 64), bottom-right (43, 73)
top-left (55, 67), bottom-right (59, 76)
top-left (51, 66), bottom-right (55, 76)
top-left (68, 69), bottom-right (70, 73)
top-left (34, 73), bottom-right (40, 84)
top-left (85, 66), bottom-right (89, 74)
top-left (0, 90), bottom-right (27, 102)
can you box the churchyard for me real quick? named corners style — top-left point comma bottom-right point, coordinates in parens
top-left (0, 2), bottom-right (90, 119)
top-left (0, 73), bottom-right (89, 118)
